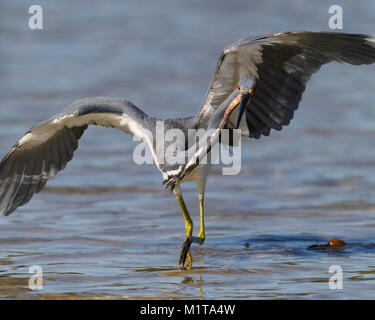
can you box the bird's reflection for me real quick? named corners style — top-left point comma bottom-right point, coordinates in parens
top-left (181, 274), bottom-right (205, 299)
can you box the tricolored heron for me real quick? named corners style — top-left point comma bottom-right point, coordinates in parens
top-left (1, 32), bottom-right (375, 269)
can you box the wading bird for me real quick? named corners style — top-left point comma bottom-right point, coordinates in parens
top-left (1, 32), bottom-right (375, 269)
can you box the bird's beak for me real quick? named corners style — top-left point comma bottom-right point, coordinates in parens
top-left (235, 91), bottom-right (252, 129)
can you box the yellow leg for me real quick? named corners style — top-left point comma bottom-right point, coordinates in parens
top-left (193, 194), bottom-right (205, 245)
top-left (176, 191), bottom-right (193, 237)
top-left (178, 193), bottom-right (206, 269)
top-left (174, 184), bottom-right (193, 270)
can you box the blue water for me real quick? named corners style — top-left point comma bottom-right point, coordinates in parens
top-left (1, 0), bottom-right (375, 299)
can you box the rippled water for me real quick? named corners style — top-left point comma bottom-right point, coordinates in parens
top-left (1, 0), bottom-right (375, 299)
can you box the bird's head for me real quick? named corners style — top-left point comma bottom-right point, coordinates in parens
top-left (235, 74), bottom-right (257, 129)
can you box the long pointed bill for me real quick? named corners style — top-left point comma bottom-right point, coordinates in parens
top-left (235, 93), bottom-right (250, 129)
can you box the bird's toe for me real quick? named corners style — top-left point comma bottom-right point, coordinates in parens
top-left (178, 236), bottom-right (193, 270)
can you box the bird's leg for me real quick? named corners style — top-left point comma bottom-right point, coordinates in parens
top-left (174, 184), bottom-right (194, 270)
top-left (191, 194), bottom-right (205, 245)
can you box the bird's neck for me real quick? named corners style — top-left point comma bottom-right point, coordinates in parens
top-left (206, 89), bottom-right (241, 130)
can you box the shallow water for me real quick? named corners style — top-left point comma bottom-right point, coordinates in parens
top-left (1, 0), bottom-right (375, 299)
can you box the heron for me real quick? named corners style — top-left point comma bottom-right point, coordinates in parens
top-left (1, 32), bottom-right (375, 270)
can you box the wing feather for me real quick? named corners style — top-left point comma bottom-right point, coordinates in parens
top-left (198, 32), bottom-right (375, 139)
top-left (0, 97), bottom-right (154, 215)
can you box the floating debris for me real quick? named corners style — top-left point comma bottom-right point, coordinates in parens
top-left (328, 238), bottom-right (346, 248)
top-left (308, 238), bottom-right (346, 250)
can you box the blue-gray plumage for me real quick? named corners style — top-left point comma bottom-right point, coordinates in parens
top-left (1, 31), bottom-right (375, 269)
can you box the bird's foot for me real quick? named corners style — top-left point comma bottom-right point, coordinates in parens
top-left (163, 166), bottom-right (188, 192)
top-left (191, 236), bottom-right (204, 246)
top-left (163, 175), bottom-right (179, 192)
top-left (178, 236), bottom-right (193, 270)
top-left (177, 236), bottom-right (205, 270)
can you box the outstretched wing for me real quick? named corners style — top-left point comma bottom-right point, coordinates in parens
top-left (197, 32), bottom-right (375, 138)
top-left (0, 97), bottom-right (155, 215)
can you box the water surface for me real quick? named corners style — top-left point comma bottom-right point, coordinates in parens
top-left (1, 0), bottom-right (375, 299)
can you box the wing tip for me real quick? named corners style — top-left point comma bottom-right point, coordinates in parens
top-left (0, 205), bottom-right (15, 216)
top-left (366, 37), bottom-right (375, 48)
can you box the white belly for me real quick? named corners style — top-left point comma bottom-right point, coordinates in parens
top-left (180, 163), bottom-right (211, 194)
